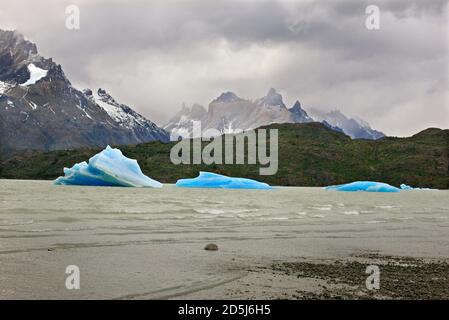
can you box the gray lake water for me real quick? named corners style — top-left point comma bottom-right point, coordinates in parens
top-left (1, 179), bottom-right (449, 299)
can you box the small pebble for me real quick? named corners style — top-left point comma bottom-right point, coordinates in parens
top-left (204, 243), bottom-right (218, 251)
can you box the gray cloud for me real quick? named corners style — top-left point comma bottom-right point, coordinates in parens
top-left (0, 0), bottom-right (447, 136)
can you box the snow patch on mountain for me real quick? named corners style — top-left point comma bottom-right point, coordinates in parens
top-left (28, 100), bottom-right (38, 110)
top-left (20, 63), bottom-right (48, 86)
top-left (93, 90), bottom-right (125, 124)
top-left (0, 80), bottom-right (13, 96)
top-left (164, 103), bottom-right (208, 139)
top-left (85, 88), bottom-right (169, 142)
top-left (93, 89), bottom-right (146, 129)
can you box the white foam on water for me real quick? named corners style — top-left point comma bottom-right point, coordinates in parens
top-left (375, 205), bottom-right (394, 210)
top-left (259, 217), bottom-right (289, 221)
top-left (311, 205), bottom-right (332, 211)
top-left (366, 220), bottom-right (386, 224)
top-left (193, 208), bottom-right (258, 215)
top-left (343, 211), bottom-right (360, 215)
top-left (30, 228), bottom-right (53, 232)
top-left (194, 208), bottom-right (225, 215)
top-left (0, 219), bottom-right (34, 226)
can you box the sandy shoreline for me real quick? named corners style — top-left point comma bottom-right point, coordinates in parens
top-left (1, 238), bottom-right (449, 300)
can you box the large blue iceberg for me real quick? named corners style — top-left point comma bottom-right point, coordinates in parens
top-left (54, 146), bottom-right (162, 188)
top-left (324, 181), bottom-right (400, 193)
top-left (175, 172), bottom-right (272, 190)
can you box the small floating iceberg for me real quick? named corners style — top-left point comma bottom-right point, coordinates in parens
top-left (400, 184), bottom-right (432, 191)
top-left (175, 172), bottom-right (272, 190)
top-left (325, 181), bottom-right (400, 193)
top-left (54, 146), bottom-right (162, 188)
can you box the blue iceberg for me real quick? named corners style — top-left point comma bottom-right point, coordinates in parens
top-left (54, 146), bottom-right (162, 188)
top-left (175, 172), bottom-right (272, 190)
top-left (325, 181), bottom-right (400, 193)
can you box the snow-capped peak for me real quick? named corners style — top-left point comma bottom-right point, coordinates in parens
top-left (93, 88), bottom-right (133, 126)
top-left (1, 29), bottom-right (169, 150)
top-left (89, 88), bottom-right (168, 142)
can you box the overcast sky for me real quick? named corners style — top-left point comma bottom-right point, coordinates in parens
top-left (0, 0), bottom-right (447, 136)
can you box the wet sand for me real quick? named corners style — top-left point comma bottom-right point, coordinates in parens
top-left (1, 238), bottom-right (449, 299)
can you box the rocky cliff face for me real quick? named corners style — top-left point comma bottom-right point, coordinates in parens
top-left (0, 30), bottom-right (168, 151)
top-left (86, 88), bottom-right (168, 143)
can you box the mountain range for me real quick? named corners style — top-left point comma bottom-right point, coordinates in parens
top-left (1, 29), bottom-right (385, 153)
top-left (164, 88), bottom-right (385, 140)
top-left (0, 29), bottom-right (168, 152)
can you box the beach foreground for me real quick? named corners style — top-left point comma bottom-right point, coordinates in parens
top-left (1, 180), bottom-right (448, 299)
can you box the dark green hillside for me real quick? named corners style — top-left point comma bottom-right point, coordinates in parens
top-left (1, 123), bottom-right (448, 189)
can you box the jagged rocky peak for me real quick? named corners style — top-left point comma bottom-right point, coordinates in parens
top-left (82, 88), bottom-right (93, 96)
top-left (291, 100), bottom-right (302, 110)
top-left (256, 88), bottom-right (286, 108)
top-left (309, 108), bottom-right (385, 140)
top-left (0, 29), bottom-right (169, 150)
top-left (97, 88), bottom-right (115, 101)
top-left (211, 91), bottom-right (243, 104)
top-left (190, 103), bottom-right (207, 116)
top-left (290, 100), bottom-right (305, 115)
top-left (86, 88), bottom-right (170, 142)
top-left (173, 103), bottom-right (206, 117)
top-left (327, 109), bottom-right (347, 121)
top-left (164, 88), bottom-right (385, 140)
top-left (0, 30), bottom-right (48, 84)
top-left (82, 88), bottom-right (95, 102)
top-left (290, 100), bottom-right (312, 122)
top-left (0, 30), bottom-right (38, 60)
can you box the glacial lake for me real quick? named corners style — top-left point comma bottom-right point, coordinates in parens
top-left (1, 179), bottom-right (449, 299)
